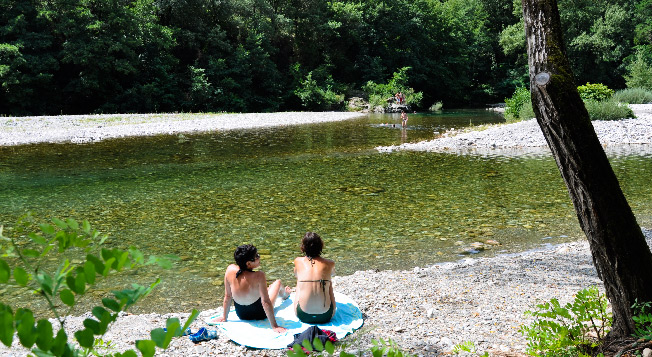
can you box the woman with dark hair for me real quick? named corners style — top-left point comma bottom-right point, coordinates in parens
top-left (293, 232), bottom-right (336, 324)
top-left (214, 244), bottom-right (290, 333)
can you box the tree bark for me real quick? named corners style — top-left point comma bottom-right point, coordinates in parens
top-left (521, 0), bottom-right (652, 338)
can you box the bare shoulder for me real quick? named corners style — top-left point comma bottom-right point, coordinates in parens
top-left (323, 258), bottom-right (335, 266)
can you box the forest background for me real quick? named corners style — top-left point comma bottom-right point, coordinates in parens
top-left (1, 0), bottom-right (651, 116)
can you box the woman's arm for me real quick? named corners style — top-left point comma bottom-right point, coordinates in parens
top-left (215, 271), bottom-right (232, 322)
top-left (258, 272), bottom-right (287, 333)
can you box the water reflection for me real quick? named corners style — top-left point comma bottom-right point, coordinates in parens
top-left (0, 110), bottom-right (650, 315)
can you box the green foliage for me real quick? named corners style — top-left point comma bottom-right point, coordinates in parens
top-left (625, 49), bottom-right (652, 90)
top-left (363, 67), bottom-right (423, 109)
top-left (286, 337), bottom-right (413, 357)
top-left (584, 99), bottom-right (635, 121)
top-left (0, 213), bottom-right (198, 356)
top-left (452, 340), bottom-right (489, 356)
top-left (519, 286), bottom-right (611, 357)
top-left (294, 71), bottom-right (345, 111)
top-left (577, 83), bottom-right (614, 102)
top-left (504, 87), bottom-right (531, 121)
top-left (632, 300), bottom-right (652, 340)
top-left (429, 102), bottom-right (443, 111)
top-left (612, 88), bottom-right (652, 104)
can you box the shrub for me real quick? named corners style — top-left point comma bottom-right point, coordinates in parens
top-left (632, 300), bottom-right (652, 340)
top-left (519, 102), bottom-right (535, 121)
top-left (584, 99), bottom-right (635, 121)
top-left (612, 88), bottom-right (652, 104)
top-left (577, 83), bottom-right (614, 102)
top-left (504, 87), bottom-right (531, 121)
top-left (363, 67), bottom-right (423, 108)
top-left (295, 72), bottom-right (345, 111)
top-left (625, 50), bottom-right (652, 90)
top-left (519, 286), bottom-right (611, 357)
top-left (0, 213), bottom-right (198, 357)
top-left (429, 101), bottom-right (443, 111)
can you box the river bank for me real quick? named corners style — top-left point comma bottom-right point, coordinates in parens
top-left (2, 107), bottom-right (652, 356)
top-left (0, 112), bottom-right (365, 146)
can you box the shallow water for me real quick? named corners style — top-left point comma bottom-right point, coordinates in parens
top-left (1, 110), bottom-right (651, 314)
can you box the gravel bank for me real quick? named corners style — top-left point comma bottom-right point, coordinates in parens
top-left (5, 232), bottom-right (651, 357)
top-left (377, 104), bottom-right (652, 156)
top-left (0, 112), bottom-right (365, 146)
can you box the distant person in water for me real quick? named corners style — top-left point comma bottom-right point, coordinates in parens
top-left (293, 232), bottom-right (336, 324)
top-left (401, 110), bottom-right (408, 128)
top-left (214, 244), bottom-right (290, 333)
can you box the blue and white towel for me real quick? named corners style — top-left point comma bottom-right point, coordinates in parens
top-left (206, 292), bottom-right (364, 349)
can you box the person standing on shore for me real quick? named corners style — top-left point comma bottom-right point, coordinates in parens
top-left (214, 244), bottom-right (290, 333)
top-left (293, 232), bottom-right (336, 324)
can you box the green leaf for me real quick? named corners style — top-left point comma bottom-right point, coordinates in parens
top-left (0, 304), bottom-right (14, 346)
top-left (313, 337), bottom-right (324, 351)
top-left (302, 339), bottom-right (314, 352)
top-left (35, 319), bottom-right (53, 351)
top-left (52, 218), bottom-right (68, 230)
top-left (28, 232), bottom-right (48, 245)
top-left (65, 218), bottom-right (79, 231)
top-left (15, 308), bottom-right (36, 348)
top-left (13, 266), bottom-right (29, 286)
top-left (84, 260), bottom-right (96, 285)
top-left (60, 289), bottom-right (75, 306)
top-left (102, 298), bottom-right (121, 312)
top-left (50, 329), bottom-right (68, 356)
top-left (325, 340), bottom-right (335, 354)
top-left (74, 328), bottom-right (95, 348)
top-left (150, 328), bottom-right (166, 348)
top-left (22, 249), bottom-right (40, 258)
top-left (36, 272), bottom-right (53, 295)
top-left (116, 351), bottom-right (139, 357)
top-left (0, 259), bottom-right (10, 283)
top-left (39, 224), bottom-right (55, 235)
top-left (92, 306), bottom-right (109, 321)
top-left (83, 318), bottom-right (101, 334)
top-left (182, 309), bottom-right (200, 332)
top-left (136, 339), bottom-right (156, 357)
top-left (74, 272), bottom-right (86, 295)
top-left (103, 257), bottom-right (115, 276)
top-left (129, 247), bottom-right (144, 265)
top-left (82, 220), bottom-right (91, 234)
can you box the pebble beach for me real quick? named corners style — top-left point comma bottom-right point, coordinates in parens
top-left (2, 106), bottom-right (652, 356)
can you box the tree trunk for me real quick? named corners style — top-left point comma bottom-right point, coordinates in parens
top-left (521, 0), bottom-right (652, 338)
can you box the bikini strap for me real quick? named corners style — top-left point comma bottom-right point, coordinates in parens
top-left (236, 268), bottom-right (254, 278)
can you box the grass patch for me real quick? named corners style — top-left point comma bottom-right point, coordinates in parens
top-left (584, 99), bottom-right (635, 121)
top-left (612, 87), bottom-right (652, 104)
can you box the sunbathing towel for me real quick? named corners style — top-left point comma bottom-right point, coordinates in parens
top-left (205, 292), bottom-right (363, 349)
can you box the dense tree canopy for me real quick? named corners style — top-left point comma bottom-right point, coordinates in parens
top-left (0, 0), bottom-right (650, 115)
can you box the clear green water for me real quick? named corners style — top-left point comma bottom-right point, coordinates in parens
top-left (1, 110), bottom-right (651, 314)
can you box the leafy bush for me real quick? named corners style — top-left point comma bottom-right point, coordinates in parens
top-left (363, 67), bottom-right (423, 108)
top-left (519, 286), bottom-right (611, 357)
top-left (577, 83), bottom-right (614, 102)
top-left (584, 99), bottom-right (635, 121)
top-left (519, 102), bottom-right (535, 121)
top-left (632, 300), bottom-right (652, 340)
top-left (612, 88), bottom-right (652, 104)
top-left (0, 213), bottom-right (198, 357)
top-left (625, 50), bottom-right (652, 90)
top-left (504, 87), bottom-right (531, 121)
top-left (429, 101), bottom-right (443, 111)
top-left (295, 72), bottom-right (345, 111)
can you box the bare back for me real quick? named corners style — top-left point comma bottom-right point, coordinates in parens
top-left (224, 264), bottom-right (266, 305)
top-left (293, 256), bottom-right (335, 314)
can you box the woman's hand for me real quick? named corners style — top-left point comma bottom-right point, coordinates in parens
top-left (272, 325), bottom-right (288, 333)
top-left (214, 316), bottom-right (226, 323)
